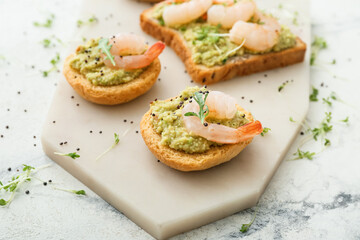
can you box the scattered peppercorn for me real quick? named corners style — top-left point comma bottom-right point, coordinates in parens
top-left (48, 180), bottom-right (52, 183)
top-left (8, 168), bottom-right (11, 171)
top-left (258, 80), bottom-right (261, 83)
top-left (71, 96), bottom-right (74, 99)
top-left (204, 123), bottom-right (208, 127)
top-left (250, 100), bottom-right (253, 103)
top-left (43, 182), bottom-right (47, 186)
top-left (90, 130), bottom-right (93, 133)
top-left (76, 103), bottom-right (80, 106)
top-left (124, 119), bottom-right (127, 122)
top-left (76, 148), bottom-right (80, 151)
top-left (136, 131), bottom-right (139, 133)
top-left (99, 131), bottom-right (102, 134)
top-left (152, 113), bottom-right (155, 117)
top-left (53, 121), bottom-right (56, 123)
top-left (64, 141), bottom-right (67, 144)
top-left (60, 142), bottom-right (63, 145)
top-left (5, 126), bottom-right (9, 129)
top-left (25, 190), bottom-right (30, 194)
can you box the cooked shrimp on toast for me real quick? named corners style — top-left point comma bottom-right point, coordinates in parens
top-left (64, 33), bottom-right (165, 105)
top-left (140, 86), bottom-right (263, 171)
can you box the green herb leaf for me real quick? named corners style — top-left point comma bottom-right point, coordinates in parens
top-left (331, 59), bottom-right (336, 64)
top-left (96, 133), bottom-right (121, 161)
top-left (293, 149), bottom-right (316, 160)
top-left (322, 97), bottom-right (332, 107)
top-left (77, 15), bottom-right (98, 27)
top-left (309, 86), bottom-right (319, 102)
top-left (98, 38), bottom-right (115, 66)
top-left (289, 117), bottom-right (296, 122)
top-left (42, 39), bottom-right (51, 48)
top-left (310, 36), bottom-right (327, 66)
top-left (324, 138), bottom-right (331, 146)
top-left (185, 91), bottom-right (210, 125)
top-left (341, 116), bottom-right (349, 123)
top-left (0, 199), bottom-right (7, 206)
top-left (74, 190), bottom-right (86, 195)
top-left (260, 127), bottom-right (271, 136)
top-left (33, 14), bottom-right (55, 28)
top-left (240, 207), bottom-right (258, 233)
top-left (54, 152), bottom-right (80, 159)
top-left (23, 165), bottom-right (35, 172)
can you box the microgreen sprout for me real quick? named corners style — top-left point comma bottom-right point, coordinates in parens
top-left (309, 86), bottom-right (319, 102)
top-left (33, 14), bottom-right (55, 28)
top-left (53, 187), bottom-right (86, 195)
top-left (40, 35), bottom-right (64, 48)
top-left (96, 133), bottom-right (120, 161)
top-left (340, 116), bottom-right (349, 123)
top-left (261, 127), bottom-right (271, 136)
top-left (278, 80), bottom-right (292, 92)
top-left (54, 152), bottom-right (80, 159)
top-left (331, 59), bottom-right (336, 64)
top-left (98, 38), bottom-right (115, 66)
top-left (310, 36), bottom-right (327, 66)
top-left (291, 149), bottom-right (316, 160)
top-left (240, 206), bottom-right (258, 233)
top-left (77, 15), bottom-right (98, 27)
top-left (0, 164), bottom-right (50, 206)
top-left (42, 53), bottom-right (60, 77)
top-left (184, 91), bottom-right (210, 125)
top-left (292, 11), bottom-right (299, 26)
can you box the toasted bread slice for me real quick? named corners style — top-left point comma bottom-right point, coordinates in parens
top-left (140, 7), bottom-right (306, 85)
top-left (140, 105), bottom-right (255, 171)
top-left (63, 54), bottom-right (161, 105)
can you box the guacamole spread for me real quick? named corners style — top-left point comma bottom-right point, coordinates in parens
top-left (70, 39), bottom-right (146, 86)
top-left (152, 3), bottom-right (297, 67)
top-left (150, 87), bottom-right (249, 153)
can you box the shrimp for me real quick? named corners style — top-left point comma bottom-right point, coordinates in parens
top-left (229, 10), bottom-right (281, 52)
top-left (162, 0), bottom-right (212, 27)
top-left (207, 0), bottom-right (256, 29)
top-left (102, 33), bottom-right (165, 70)
top-left (182, 91), bottom-right (263, 144)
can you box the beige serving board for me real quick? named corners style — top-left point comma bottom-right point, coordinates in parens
top-left (42, 0), bottom-right (310, 239)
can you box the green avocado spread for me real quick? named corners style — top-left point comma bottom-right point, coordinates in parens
top-left (150, 87), bottom-right (249, 153)
top-left (152, 3), bottom-right (297, 67)
top-left (69, 39), bottom-right (146, 86)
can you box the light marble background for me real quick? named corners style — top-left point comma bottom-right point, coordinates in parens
top-left (0, 0), bottom-right (359, 239)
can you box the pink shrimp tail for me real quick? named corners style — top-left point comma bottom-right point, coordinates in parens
top-left (237, 120), bottom-right (263, 141)
top-left (146, 41), bottom-right (166, 60)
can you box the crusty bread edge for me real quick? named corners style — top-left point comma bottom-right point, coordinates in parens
top-left (63, 54), bottom-right (161, 105)
top-left (140, 8), bottom-right (307, 85)
top-left (140, 105), bottom-right (255, 172)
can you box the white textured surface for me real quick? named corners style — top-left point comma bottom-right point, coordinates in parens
top-left (0, 0), bottom-right (359, 240)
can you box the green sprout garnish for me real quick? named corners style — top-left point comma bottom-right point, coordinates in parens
top-left (54, 187), bottom-right (86, 195)
top-left (310, 36), bottom-right (327, 66)
top-left (0, 164), bottom-right (50, 206)
top-left (33, 14), bottom-right (55, 28)
top-left (331, 59), bottom-right (336, 64)
top-left (309, 86), bottom-right (319, 102)
top-left (184, 91), bottom-right (210, 125)
top-left (77, 15), bottom-right (98, 27)
top-left (240, 207), bottom-right (258, 233)
top-left (96, 133), bottom-right (120, 161)
top-left (340, 116), bottom-right (349, 123)
top-left (42, 39), bottom-right (51, 48)
top-left (324, 138), bottom-right (331, 146)
top-left (261, 127), bottom-right (271, 136)
top-left (322, 97), bottom-right (332, 107)
top-left (311, 112), bottom-right (332, 141)
top-left (98, 38), bottom-right (115, 66)
top-left (42, 53), bottom-right (60, 77)
top-left (292, 149), bottom-right (316, 160)
top-left (54, 152), bottom-right (80, 159)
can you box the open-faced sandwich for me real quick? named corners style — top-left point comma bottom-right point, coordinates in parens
top-left (140, 86), bottom-right (263, 171)
top-left (140, 0), bottom-right (306, 84)
top-left (64, 33), bottom-right (165, 105)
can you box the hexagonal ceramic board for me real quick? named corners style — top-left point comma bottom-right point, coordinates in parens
top-left (41, 0), bottom-right (310, 239)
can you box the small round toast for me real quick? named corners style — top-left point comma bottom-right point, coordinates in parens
top-left (63, 54), bottom-right (161, 105)
top-left (140, 105), bottom-right (255, 171)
